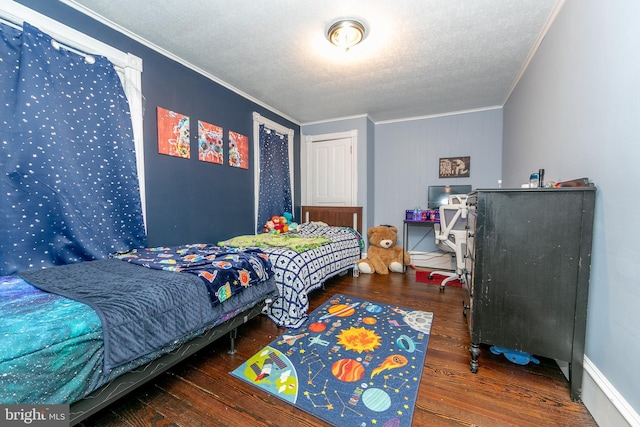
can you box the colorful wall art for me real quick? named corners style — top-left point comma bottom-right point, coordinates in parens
top-left (198, 120), bottom-right (224, 164)
top-left (157, 107), bottom-right (190, 159)
top-left (229, 130), bottom-right (249, 169)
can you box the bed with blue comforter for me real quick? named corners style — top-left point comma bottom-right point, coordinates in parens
top-left (0, 244), bottom-right (278, 421)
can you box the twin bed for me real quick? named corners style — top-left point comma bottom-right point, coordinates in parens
top-left (0, 206), bottom-right (363, 425)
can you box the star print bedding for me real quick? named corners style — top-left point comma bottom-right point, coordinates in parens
top-left (220, 222), bottom-right (363, 328)
top-left (0, 247), bottom-right (276, 405)
top-left (112, 244), bottom-right (273, 307)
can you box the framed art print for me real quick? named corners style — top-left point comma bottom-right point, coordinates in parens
top-left (157, 107), bottom-right (190, 159)
top-left (198, 120), bottom-right (224, 164)
top-left (229, 130), bottom-right (249, 169)
top-left (439, 156), bottom-right (470, 178)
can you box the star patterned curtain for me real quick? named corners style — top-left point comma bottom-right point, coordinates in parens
top-left (0, 22), bottom-right (147, 275)
top-left (256, 124), bottom-right (292, 233)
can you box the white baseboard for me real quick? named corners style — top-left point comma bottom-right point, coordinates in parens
top-left (582, 356), bottom-right (640, 427)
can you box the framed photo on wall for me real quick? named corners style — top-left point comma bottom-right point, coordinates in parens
top-left (439, 156), bottom-right (470, 178)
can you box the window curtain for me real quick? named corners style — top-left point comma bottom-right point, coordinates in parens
top-left (0, 22), bottom-right (147, 275)
top-left (256, 124), bottom-right (292, 233)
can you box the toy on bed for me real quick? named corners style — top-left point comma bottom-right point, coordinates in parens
top-left (263, 212), bottom-right (298, 234)
top-left (357, 225), bottom-right (411, 274)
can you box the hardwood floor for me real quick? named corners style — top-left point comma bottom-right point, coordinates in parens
top-left (80, 271), bottom-right (597, 427)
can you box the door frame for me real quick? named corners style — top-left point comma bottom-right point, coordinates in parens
top-left (303, 129), bottom-right (358, 206)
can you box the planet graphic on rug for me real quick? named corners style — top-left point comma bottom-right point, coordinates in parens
top-left (366, 304), bottom-right (383, 313)
top-left (327, 303), bottom-right (356, 317)
top-left (362, 317), bottom-right (377, 325)
top-left (403, 310), bottom-right (434, 333)
top-left (396, 335), bottom-right (418, 353)
top-left (308, 321), bottom-right (326, 332)
top-left (361, 387), bottom-right (392, 412)
top-left (332, 358), bottom-right (365, 382)
top-left (381, 418), bottom-right (401, 427)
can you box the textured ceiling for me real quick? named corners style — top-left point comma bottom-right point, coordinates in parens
top-left (63, 0), bottom-right (561, 124)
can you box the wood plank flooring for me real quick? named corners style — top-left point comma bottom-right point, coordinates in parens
top-left (79, 271), bottom-right (597, 427)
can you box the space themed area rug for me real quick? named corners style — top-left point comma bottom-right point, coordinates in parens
top-left (230, 294), bottom-right (433, 427)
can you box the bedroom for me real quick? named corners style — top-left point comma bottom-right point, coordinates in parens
top-left (0, 1), bottom-right (638, 426)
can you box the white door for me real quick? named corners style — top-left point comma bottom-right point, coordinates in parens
top-left (305, 131), bottom-right (357, 206)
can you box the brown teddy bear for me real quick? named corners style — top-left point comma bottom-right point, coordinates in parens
top-left (357, 225), bottom-right (411, 274)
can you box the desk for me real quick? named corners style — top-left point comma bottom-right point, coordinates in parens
top-left (402, 219), bottom-right (439, 272)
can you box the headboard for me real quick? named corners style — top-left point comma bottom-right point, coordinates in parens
top-left (301, 206), bottom-right (363, 235)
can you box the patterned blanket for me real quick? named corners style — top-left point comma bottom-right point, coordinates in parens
top-left (219, 233), bottom-right (331, 252)
top-left (113, 244), bottom-right (273, 306)
top-left (223, 223), bottom-right (363, 328)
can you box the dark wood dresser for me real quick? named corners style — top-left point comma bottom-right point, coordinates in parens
top-left (463, 187), bottom-right (596, 400)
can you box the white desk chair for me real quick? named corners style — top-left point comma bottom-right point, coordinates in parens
top-left (429, 201), bottom-right (469, 291)
top-left (448, 194), bottom-right (468, 205)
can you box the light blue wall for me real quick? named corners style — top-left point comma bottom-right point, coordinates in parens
top-left (303, 110), bottom-right (502, 250)
top-left (503, 0), bottom-right (639, 414)
top-left (374, 109), bottom-right (503, 251)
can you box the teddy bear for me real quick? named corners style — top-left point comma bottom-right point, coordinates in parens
top-left (357, 225), bottom-right (411, 274)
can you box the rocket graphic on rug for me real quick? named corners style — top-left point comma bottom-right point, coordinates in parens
top-left (250, 351), bottom-right (287, 382)
top-left (254, 361), bottom-right (272, 382)
top-left (277, 332), bottom-right (308, 346)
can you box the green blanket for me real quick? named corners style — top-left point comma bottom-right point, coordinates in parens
top-left (219, 233), bottom-right (331, 252)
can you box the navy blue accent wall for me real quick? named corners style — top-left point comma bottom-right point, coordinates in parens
top-left (16, 0), bottom-right (300, 247)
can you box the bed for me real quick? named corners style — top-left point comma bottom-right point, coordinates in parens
top-left (220, 206), bottom-right (364, 328)
top-left (0, 244), bottom-right (279, 425)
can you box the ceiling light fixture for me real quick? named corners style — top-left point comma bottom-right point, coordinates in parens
top-left (327, 19), bottom-right (366, 51)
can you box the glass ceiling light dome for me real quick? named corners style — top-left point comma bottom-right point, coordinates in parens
top-left (327, 19), bottom-right (366, 50)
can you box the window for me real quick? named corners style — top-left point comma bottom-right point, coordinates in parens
top-left (0, 2), bottom-right (145, 226)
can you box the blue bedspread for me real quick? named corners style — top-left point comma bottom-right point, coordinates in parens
top-left (112, 244), bottom-right (273, 306)
top-left (0, 274), bottom-right (278, 404)
top-left (18, 259), bottom-right (215, 373)
top-left (18, 247), bottom-right (273, 374)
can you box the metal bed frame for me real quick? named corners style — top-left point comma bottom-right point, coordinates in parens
top-left (69, 291), bottom-right (277, 425)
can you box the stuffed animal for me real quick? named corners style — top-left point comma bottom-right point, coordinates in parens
top-left (281, 212), bottom-right (298, 231)
top-left (282, 212), bottom-right (299, 231)
top-left (357, 225), bottom-right (411, 274)
top-left (263, 212), bottom-right (298, 233)
top-left (263, 220), bottom-right (276, 233)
